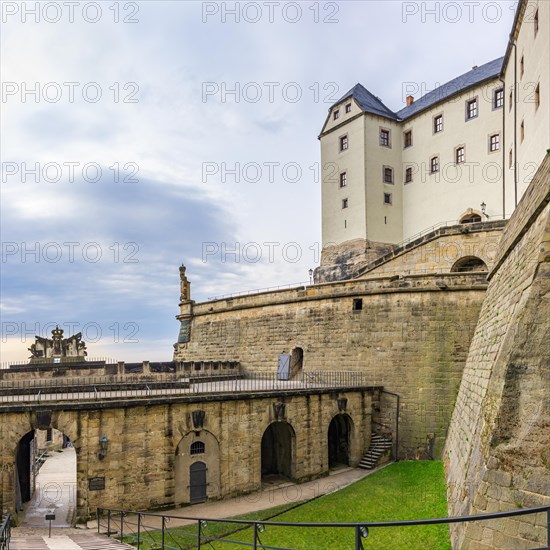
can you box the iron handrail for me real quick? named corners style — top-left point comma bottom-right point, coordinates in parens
top-left (97, 505), bottom-right (550, 550)
top-left (0, 514), bottom-right (11, 550)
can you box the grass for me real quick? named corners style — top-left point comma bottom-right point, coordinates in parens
top-left (125, 461), bottom-right (451, 549)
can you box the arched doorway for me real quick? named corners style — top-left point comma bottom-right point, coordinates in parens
top-left (15, 428), bottom-right (77, 527)
top-left (290, 347), bottom-right (304, 378)
top-left (174, 430), bottom-right (220, 506)
top-left (261, 422), bottom-right (295, 481)
top-left (451, 256), bottom-right (488, 272)
top-left (460, 212), bottom-right (482, 223)
top-left (328, 415), bottom-right (352, 468)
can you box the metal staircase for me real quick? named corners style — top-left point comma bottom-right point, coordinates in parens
top-left (358, 433), bottom-right (393, 470)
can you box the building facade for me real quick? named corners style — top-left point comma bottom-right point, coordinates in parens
top-left (318, 0), bottom-right (548, 282)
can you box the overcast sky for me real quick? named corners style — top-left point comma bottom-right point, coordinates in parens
top-left (0, 0), bottom-right (517, 363)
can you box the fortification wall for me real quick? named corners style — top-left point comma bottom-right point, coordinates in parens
top-left (444, 155), bottom-right (550, 549)
top-left (0, 389), bottom-right (373, 521)
top-left (175, 273), bottom-right (488, 458)
top-left (360, 223), bottom-right (505, 279)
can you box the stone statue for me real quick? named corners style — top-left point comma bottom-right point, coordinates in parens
top-left (179, 264), bottom-right (191, 303)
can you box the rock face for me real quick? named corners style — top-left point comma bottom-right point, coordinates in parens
top-left (315, 239), bottom-right (395, 282)
top-left (444, 155), bottom-right (550, 549)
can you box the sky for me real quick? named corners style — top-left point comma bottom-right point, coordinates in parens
top-left (0, 0), bottom-right (517, 363)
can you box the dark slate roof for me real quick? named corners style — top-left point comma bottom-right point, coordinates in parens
top-left (337, 83), bottom-right (399, 121)
top-left (396, 57), bottom-right (504, 120)
top-left (334, 57), bottom-right (503, 123)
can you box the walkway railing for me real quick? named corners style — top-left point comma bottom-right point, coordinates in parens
top-left (97, 505), bottom-right (550, 549)
top-left (0, 514), bottom-right (10, 550)
top-left (0, 371), bottom-right (378, 404)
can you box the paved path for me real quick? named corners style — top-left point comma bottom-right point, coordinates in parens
top-left (10, 528), bottom-right (134, 549)
top-left (21, 447), bottom-right (77, 528)
top-left (93, 466), bottom-right (383, 533)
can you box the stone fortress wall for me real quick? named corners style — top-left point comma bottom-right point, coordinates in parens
top-left (174, 271), bottom-right (489, 459)
top-left (444, 154), bottom-right (549, 549)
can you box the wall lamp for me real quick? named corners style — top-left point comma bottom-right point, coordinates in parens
top-left (480, 202), bottom-right (489, 219)
top-left (98, 434), bottom-right (109, 460)
top-left (308, 268), bottom-right (314, 284)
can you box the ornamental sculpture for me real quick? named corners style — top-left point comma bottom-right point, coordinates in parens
top-left (28, 326), bottom-right (87, 362)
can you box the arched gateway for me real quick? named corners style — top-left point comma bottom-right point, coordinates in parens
top-left (261, 422), bottom-right (295, 481)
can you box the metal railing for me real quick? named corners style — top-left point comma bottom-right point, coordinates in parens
top-left (0, 371), bottom-right (379, 405)
top-left (207, 280), bottom-right (311, 302)
top-left (0, 357), bottom-right (117, 370)
top-left (97, 505), bottom-right (550, 550)
top-left (0, 514), bottom-right (10, 550)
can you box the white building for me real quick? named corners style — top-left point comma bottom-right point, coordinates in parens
top-left (318, 0), bottom-right (548, 281)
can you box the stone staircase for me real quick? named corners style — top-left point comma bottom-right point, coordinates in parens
top-left (358, 433), bottom-right (393, 470)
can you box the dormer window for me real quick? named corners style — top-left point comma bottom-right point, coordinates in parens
top-left (333, 110), bottom-right (340, 121)
top-left (345, 103), bottom-right (352, 113)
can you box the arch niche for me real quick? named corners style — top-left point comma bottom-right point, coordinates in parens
top-left (174, 430), bottom-right (220, 505)
top-left (327, 414), bottom-right (353, 469)
top-left (260, 422), bottom-right (295, 481)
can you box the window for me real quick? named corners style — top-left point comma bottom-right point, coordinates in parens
top-left (521, 120), bottom-right (525, 142)
top-left (339, 172), bottom-right (347, 188)
top-left (456, 146), bottom-right (465, 164)
top-left (520, 55), bottom-right (524, 78)
top-left (380, 128), bottom-right (390, 147)
top-left (493, 88), bottom-right (504, 109)
top-left (433, 114), bottom-right (443, 133)
top-left (535, 83), bottom-right (540, 109)
top-left (339, 135), bottom-right (348, 151)
top-left (466, 98), bottom-right (478, 120)
top-left (509, 148), bottom-right (513, 168)
top-left (383, 193), bottom-right (392, 205)
top-left (509, 90), bottom-right (513, 111)
top-left (190, 441), bottom-right (205, 455)
top-left (333, 109), bottom-right (340, 120)
top-left (383, 166), bottom-right (394, 184)
top-left (345, 103), bottom-right (352, 113)
top-left (535, 9), bottom-right (539, 36)
top-left (404, 130), bottom-right (412, 148)
top-left (489, 133), bottom-right (500, 152)
top-left (352, 298), bottom-right (363, 311)
top-left (405, 167), bottom-right (413, 184)
top-left (342, 198), bottom-right (348, 209)
top-left (430, 156), bottom-right (439, 174)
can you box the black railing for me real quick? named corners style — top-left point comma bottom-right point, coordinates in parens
top-left (0, 371), bottom-right (380, 405)
top-left (0, 514), bottom-right (10, 550)
top-left (97, 506), bottom-right (550, 549)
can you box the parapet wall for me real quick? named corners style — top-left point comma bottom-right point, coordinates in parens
top-left (444, 154), bottom-right (550, 549)
top-left (175, 272), bottom-right (488, 458)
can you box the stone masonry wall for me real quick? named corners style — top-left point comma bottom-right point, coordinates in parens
top-left (0, 389), bottom-right (372, 522)
top-left (360, 224), bottom-right (505, 279)
top-left (175, 273), bottom-right (488, 459)
top-left (444, 155), bottom-right (550, 549)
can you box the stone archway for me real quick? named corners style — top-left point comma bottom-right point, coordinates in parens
top-left (451, 256), bottom-right (488, 272)
top-left (328, 414), bottom-right (353, 468)
top-left (174, 430), bottom-right (220, 506)
top-left (261, 422), bottom-right (295, 481)
top-left (15, 428), bottom-right (77, 527)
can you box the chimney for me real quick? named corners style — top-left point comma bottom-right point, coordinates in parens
top-left (406, 95), bottom-right (414, 106)
top-left (472, 65), bottom-right (478, 70)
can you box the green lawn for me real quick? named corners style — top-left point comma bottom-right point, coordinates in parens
top-left (126, 461), bottom-right (451, 549)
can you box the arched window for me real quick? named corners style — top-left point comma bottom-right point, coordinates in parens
top-left (190, 441), bottom-right (205, 455)
top-left (451, 256), bottom-right (488, 272)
